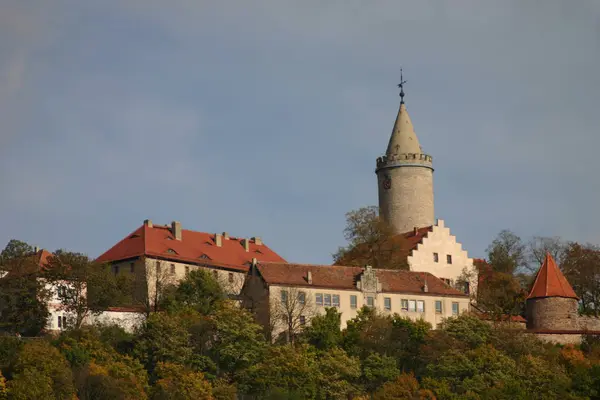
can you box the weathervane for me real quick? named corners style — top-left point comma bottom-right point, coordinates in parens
top-left (398, 68), bottom-right (407, 104)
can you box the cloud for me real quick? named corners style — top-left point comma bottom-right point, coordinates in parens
top-left (1, 0), bottom-right (599, 264)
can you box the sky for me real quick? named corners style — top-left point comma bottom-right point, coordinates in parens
top-left (1, 1), bottom-right (599, 264)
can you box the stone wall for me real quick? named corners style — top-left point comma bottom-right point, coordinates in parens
top-left (528, 333), bottom-right (582, 345)
top-left (377, 164), bottom-right (434, 234)
top-left (526, 297), bottom-right (579, 330)
top-left (578, 316), bottom-right (600, 331)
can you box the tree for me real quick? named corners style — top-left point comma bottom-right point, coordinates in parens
top-left (528, 236), bottom-right (567, 270)
top-left (8, 340), bottom-right (75, 400)
top-left (316, 347), bottom-right (361, 399)
top-left (0, 240), bottom-right (50, 336)
top-left (203, 302), bottom-right (266, 379)
top-left (151, 362), bottom-right (213, 400)
top-left (243, 344), bottom-right (318, 398)
top-left (303, 307), bottom-right (343, 351)
top-left (361, 352), bottom-right (400, 394)
top-left (45, 250), bottom-right (121, 329)
top-left (561, 242), bottom-right (600, 315)
top-left (374, 373), bottom-right (435, 400)
top-left (271, 287), bottom-right (315, 344)
top-left (438, 314), bottom-right (491, 349)
top-left (343, 307), bottom-right (395, 358)
top-left (486, 230), bottom-right (527, 275)
top-left (164, 269), bottom-right (225, 315)
top-left (333, 206), bottom-right (410, 270)
top-left (0, 370), bottom-right (7, 400)
top-left (133, 310), bottom-right (199, 374)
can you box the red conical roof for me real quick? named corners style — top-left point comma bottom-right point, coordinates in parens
top-left (527, 253), bottom-right (578, 300)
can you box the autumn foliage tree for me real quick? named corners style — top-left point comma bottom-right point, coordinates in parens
top-left (333, 206), bottom-right (410, 270)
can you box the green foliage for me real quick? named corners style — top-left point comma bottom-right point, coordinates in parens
top-left (374, 373), bottom-right (435, 400)
top-left (0, 370), bottom-right (7, 400)
top-left (9, 340), bottom-right (75, 400)
top-left (244, 344), bottom-right (318, 398)
top-left (316, 347), bottom-right (361, 399)
top-left (164, 269), bottom-right (225, 315)
top-left (0, 240), bottom-right (50, 336)
top-left (438, 314), bottom-right (492, 348)
top-left (362, 353), bottom-right (400, 393)
top-left (151, 362), bottom-right (212, 400)
top-left (303, 307), bottom-right (342, 351)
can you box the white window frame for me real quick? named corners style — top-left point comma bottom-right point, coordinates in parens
top-left (324, 294), bottom-right (332, 307)
top-left (384, 297), bottom-right (391, 311)
top-left (417, 300), bottom-right (425, 313)
top-left (332, 294), bottom-right (340, 308)
top-left (298, 291), bottom-right (306, 305)
top-left (281, 290), bottom-right (288, 303)
top-left (401, 299), bottom-right (409, 311)
top-left (350, 295), bottom-right (357, 309)
top-left (452, 302), bottom-right (459, 315)
top-left (435, 300), bottom-right (443, 314)
top-left (408, 300), bottom-right (416, 312)
top-left (367, 296), bottom-right (375, 308)
top-left (316, 293), bottom-right (323, 306)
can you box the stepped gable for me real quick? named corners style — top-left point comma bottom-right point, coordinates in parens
top-left (96, 221), bottom-right (286, 271)
top-left (257, 262), bottom-right (467, 297)
top-left (527, 253), bottom-right (578, 300)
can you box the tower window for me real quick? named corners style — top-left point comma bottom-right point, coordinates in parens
top-left (170, 264), bottom-right (176, 274)
top-left (130, 263), bottom-right (135, 273)
top-left (446, 255), bottom-right (453, 264)
top-left (228, 272), bottom-right (234, 283)
top-left (433, 253), bottom-right (439, 263)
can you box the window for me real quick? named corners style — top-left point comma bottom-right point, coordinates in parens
top-left (447, 254), bottom-right (452, 264)
top-left (62, 316), bottom-right (67, 329)
top-left (228, 272), bottom-right (234, 283)
top-left (324, 294), bottom-right (332, 307)
top-left (435, 300), bottom-right (443, 314)
top-left (463, 282), bottom-right (470, 295)
top-left (332, 294), bottom-right (340, 308)
top-left (185, 266), bottom-right (190, 275)
top-left (452, 302), bottom-right (459, 315)
top-left (130, 263), bottom-right (135, 273)
top-left (316, 293), bottom-right (323, 306)
top-left (213, 270), bottom-right (218, 280)
top-left (433, 252), bottom-right (439, 263)
top-left (281, 290), bottom-right (288, 303)
top-left (408, 300), bottom-right (416, 312)
top-left (298, 292), bottom-right (306, 305)
top-left (367, 296), bottom-right (374, 308)
top-left (401, 299), bottom-right (409, 311)
top-left (350, 295), bottom-right (357, 309)
top-left (58, 315), bottom-right (67, 329)
top-left (170, 264), bottom-right (176, 274)
top-left (156, 261), bottom-right (161, 273)
top-left (384, 297), bottom-right (391, 311)
top-left (417, 300), bottom-right (425, 313)
top-left (58, 315), bottom-right (62, 328)
top-left (299, 315), bottom-right (306, 325)
top-left (112, 264), bottom-right (119, 274)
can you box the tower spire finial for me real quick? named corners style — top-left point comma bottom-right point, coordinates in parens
top-left (397, 68), bottom-right (407, 104)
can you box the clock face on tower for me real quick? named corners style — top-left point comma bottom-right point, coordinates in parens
top-left (382, 175), bottom-right (392, 190)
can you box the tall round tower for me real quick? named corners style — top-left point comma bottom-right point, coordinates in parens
top-left (375, 75), bottom-right (434, 234)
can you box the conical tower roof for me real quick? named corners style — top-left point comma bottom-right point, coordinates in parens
top-left (386, 103), bottom-right (422, 155)
top-left (527, 253), bottom-right (578, 300)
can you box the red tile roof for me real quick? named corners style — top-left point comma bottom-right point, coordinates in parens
top-left (527, 253), bottom-right (578, 300)
top-left (256, 262), bottom-right (468, 297)
top-left (333, 226), bottom-right (432, 266)
top-left (95, 222), bottom-right (286, 272)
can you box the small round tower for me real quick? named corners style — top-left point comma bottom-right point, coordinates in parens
top-left (526, 253), bottom-right (579, 330)
top-left (376, 72), bottom-right (434, 234)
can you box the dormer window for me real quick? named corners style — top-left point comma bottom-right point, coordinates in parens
top-left (129, 234), bottom-right (140, 239)
top-left (199, 254), bottom-right (210, 260)
top-left (166, 248), bottom-right (177, 254)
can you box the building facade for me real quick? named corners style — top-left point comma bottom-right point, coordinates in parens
top-left (95, 219), bottom-right (287, 305)
top-left (242, 261), bottom-right (470, 341)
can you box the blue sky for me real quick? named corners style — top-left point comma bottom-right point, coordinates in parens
top-left (1, 1), bottom-right (599, 263)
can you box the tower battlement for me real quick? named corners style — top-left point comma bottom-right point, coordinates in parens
top-left (376, 152), bottom-right (433, 171)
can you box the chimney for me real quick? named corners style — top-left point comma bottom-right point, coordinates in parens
top-left (253, 236), bottom-right (263, 246)
top-left (144, 219), bottom-right (153, 228)
top-left (34, 246), bottom-right (39, 253)
top-left (171, 221), bottom-right (182, 240)
top-left (307, 271), bottom-right (313, 285)
top-left (223, 232), bottom-right (230, 240)
top-left (242, 238), bottom-right (250, 252)
top-left (215, 233), bottom-right (223, 247)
